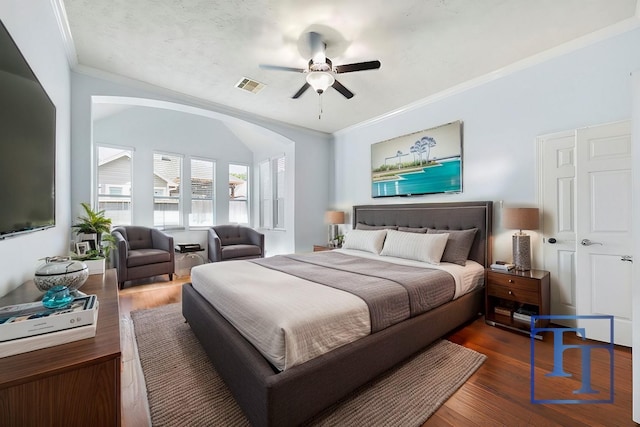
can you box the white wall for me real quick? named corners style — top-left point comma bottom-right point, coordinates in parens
top-left (631, 70), bottom-right (640, 424)
top-left (94, 106), bottom-right (253, 223)
top-left (333, 27), bottom-right (640, 265)
top-left (93, 106), bottom-right (255, 255)
top-left (71, 71), bottom-right (332, 255)
top-left (0, 1), bottom-right (71, 297)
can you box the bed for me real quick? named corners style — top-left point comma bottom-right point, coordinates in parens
top-left (182, 201), bottom-right (493, 426)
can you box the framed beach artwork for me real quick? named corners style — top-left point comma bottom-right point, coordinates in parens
top-left (371, 120), bottom-right (463, 198)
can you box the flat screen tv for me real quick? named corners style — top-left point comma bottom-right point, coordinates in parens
top-left (0, 20), bottom-right (56, 239)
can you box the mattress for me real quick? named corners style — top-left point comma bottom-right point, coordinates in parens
top-left (190, 251), bottom-right (484, 371)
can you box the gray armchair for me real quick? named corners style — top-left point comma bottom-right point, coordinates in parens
top-left (208, 225), bottom-right (264, 262)
top-left (112, 226), bottom-right (175, 289)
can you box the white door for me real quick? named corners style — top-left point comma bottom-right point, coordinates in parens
top-left (575, 121), bottom-right (632, 346)
top-left (540, 132), bottom-right (577, 326)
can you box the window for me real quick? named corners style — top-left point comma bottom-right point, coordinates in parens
top-left (274, 156), bottom-right (285, 229)
top-left (259, 155), bottom-right (285, 229)
top-left (229, 163), bottom-right (249, 224)
top-left (153, 153), bottom-right (182, 229)
top-left (189, 158), bottom-right (215, 227)
top-left (97, 146), bottom-right (132, 226)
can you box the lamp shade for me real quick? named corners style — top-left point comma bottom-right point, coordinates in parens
top-left (503, 207), bottom-right (539, 231)
top-left (325, 210), bottom-right (345, 225)
top-left (306, 71), bottom-right (335, 94)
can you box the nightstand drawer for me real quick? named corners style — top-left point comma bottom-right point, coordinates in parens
top-left (487, 282), bottom-right (539, 305)
top-left (486, 271), bottom-right (539, 291)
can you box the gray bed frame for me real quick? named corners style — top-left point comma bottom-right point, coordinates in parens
top-left (182, 201), bottom-right (493, 426)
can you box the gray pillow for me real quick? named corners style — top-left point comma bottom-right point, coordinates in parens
top-left (356, 223), bottom-right (398, 231)
top-left (427, 228), bottom-right (478, 266)
top-left (397, 226), bottom-right (428, 233)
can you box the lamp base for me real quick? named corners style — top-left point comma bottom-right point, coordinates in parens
top-left (328, 224), bottom-right (339, 246)
top-left (512, 233), bottom-right (532, 271)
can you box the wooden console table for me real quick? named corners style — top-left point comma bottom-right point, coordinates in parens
top-left (0, 269), bottom-right (121, 426)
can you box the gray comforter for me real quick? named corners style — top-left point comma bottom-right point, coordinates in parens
top-left (251, 251), bottom-right (455, 332)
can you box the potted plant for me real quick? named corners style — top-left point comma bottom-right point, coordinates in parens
top-left (71, 202), bottom-right (112, 256)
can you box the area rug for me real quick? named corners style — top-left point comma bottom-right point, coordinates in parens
top-left (131, 303), bottom-right (486, 427)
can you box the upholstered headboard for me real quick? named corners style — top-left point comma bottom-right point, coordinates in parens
top-left (352, 201), bottom-right (493, 267)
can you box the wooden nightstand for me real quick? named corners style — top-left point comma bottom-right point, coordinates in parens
top-left (313, 244), bottom-right (335, 252)
top-left (485, 268), bottom-right (550, 339)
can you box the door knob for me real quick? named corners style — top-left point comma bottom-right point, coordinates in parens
top-left (548, 238), bottom-right (557, 244)
top-left (581, 239), bottom-right (603, 246)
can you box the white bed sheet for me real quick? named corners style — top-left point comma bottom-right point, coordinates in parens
top-left (190, 251), bottom-right (484, 371)
top-left (191, 261), bottom-right (370, 371)
top-left (334, 248), bottom-right (485, 298)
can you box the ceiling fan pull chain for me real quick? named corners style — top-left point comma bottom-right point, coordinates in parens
top-left (318, 95), bottom-right (323, 120)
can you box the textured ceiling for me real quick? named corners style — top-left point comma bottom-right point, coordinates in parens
top-left (63, 0), bottom-right (638, 133)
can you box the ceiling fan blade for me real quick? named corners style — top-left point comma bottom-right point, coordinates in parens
top-left (292, 82), bottom-right (311, 99)
top-left (334, 60), bottom-right (381, 74)
top-left (332, 80), bottom-right (354, 99)
top-left (259, 64), bottom-right (306, 73)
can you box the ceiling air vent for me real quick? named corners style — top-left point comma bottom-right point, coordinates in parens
top-left (236, 77), bottom-right (265, 94)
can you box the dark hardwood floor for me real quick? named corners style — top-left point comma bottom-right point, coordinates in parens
top-left (119, 279), bottom-right (637, 427)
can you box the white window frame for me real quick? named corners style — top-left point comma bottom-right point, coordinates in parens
top-left (153, 152), bottom-right (183, 230)
top-left (229, 162), bottom-right (250, 225)
top-left (189, 156), bottom-right (216, 229)
top-left (259, 155), bottom-right (285, 230)
top-left (95, 144), bottom-right (134, 227)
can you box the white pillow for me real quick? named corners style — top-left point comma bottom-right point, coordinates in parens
top-left (342, 229), bottom-right (387, 254)
top-left (380, 229), bottom-right (449, 264)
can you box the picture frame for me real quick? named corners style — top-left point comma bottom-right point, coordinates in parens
top-left (75, 242), bottom-right (90, 256)
top-left (82, 239), bottom-right (97, 251)
top-left (371, 120), bottom-right (463, 198)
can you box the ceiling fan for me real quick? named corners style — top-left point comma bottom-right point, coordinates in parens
top-left (259, 32), bottom-right (381, 99)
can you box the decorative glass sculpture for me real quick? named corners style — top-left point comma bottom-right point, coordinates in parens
top-left (42, 285), bottom-right (73, 309)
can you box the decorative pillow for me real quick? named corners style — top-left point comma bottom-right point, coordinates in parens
top-left (397, 226), bottom-right (428, 233)
top-left (342, 229), bottom-right (387, 254)
top-left (380, 229), bottom-right (449, 264)
top-left (356, 223), bottom-right (398, 231)
top-left (427, 228), bottom-right (478, 266)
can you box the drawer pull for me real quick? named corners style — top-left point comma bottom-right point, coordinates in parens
top-left (508, 279), bottom-right (514, 283)
top-left (508, 290), bottom-right (513, 295)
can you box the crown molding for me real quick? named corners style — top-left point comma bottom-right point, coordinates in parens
top-left (335, 16), bottom-right (640, 138)
top-left (73, 65), bottom-right (331, 140)
top-left (50, 0), bottom-right (77, 67)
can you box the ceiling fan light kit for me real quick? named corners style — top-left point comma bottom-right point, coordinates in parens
top-left (306, 71), bottom-right (335, 94)
top-left (259, 31), bottom-right (381, 102)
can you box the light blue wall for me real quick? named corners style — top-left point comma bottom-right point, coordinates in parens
top-left (0, 1), bottom-right (72, 297)
top-left (71, 72), bottom-right (332, 256)
top-left (333, 27), bottom-right (640, 264)
top-left (94, 106), bottom-right (253, 225)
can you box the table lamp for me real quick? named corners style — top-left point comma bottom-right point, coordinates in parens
top-left (324, 210), bottom-right (345, 247)
top-left (502, 207), bottom-right (539, 271)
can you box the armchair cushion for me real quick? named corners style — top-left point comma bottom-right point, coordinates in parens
top-left (127, 249), bottom-right (172, 267)
top-left (221, 244), bottom-right (262, 260)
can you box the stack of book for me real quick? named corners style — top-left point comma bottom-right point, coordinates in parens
top-left (490, 262), bottom-right (515, 271)
top-left (0, 294), bottom-right (98, 358)
top-left (494, 306), bottom-right (512, 317)
top-left (513, 306), bottom-right (538, 324)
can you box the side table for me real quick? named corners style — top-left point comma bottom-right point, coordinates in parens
top-left (313, 244), bottom-right (336, 252)
top-left (175, 249), bottom-right (206, 277)
top-left (0, 269), bottom-right (121, 426)
top-left (484, 268), bottom-right (550, 339)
